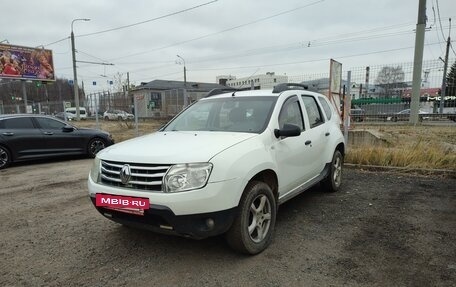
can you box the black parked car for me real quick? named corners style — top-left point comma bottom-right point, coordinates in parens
top-left (0, 114), bottom-right (114, 169)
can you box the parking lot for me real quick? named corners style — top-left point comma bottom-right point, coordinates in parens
top-left (1, 159), bottom-right (455, 286)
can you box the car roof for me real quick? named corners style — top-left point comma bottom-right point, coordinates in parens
top-left (201, 89), bottom-right (325, 100)
top-left (0, 114), bottom-right (61, 120)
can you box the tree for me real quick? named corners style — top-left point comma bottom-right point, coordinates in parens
top-left (113, 72), bottom-right (129, 93)
top-left (445, 60), bottom-right (456, 97)
top-left (375, 66), bottom-right (406, 97)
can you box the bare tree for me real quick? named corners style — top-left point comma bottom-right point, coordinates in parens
top-left (376, 66), bottom-right (406, 97)
top-left (113, 72), bottom-right (127, 93)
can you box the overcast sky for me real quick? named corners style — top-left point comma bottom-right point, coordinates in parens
top-left (1, 0), bottom-right (455, 93)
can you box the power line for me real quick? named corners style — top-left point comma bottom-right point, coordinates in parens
top-left (43, 36), bottom-right (70, 47)
top-left (189, 42), bottom-right (445, 71)
top-left (431, 2), bottom-right (445, 55)
top-left (435, 0), bottom-right (446, 40)
top-left (109, 0), bottom-right (325, 61)
top-left (77, 0), bottom-right (218, 38)
top-left (40, 1), bottom-right (217, 48)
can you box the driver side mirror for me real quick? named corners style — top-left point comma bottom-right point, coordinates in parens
top-left (62, 125), bottom-right (74, 132)
top-left (274, 124), bottom-right (301, 138)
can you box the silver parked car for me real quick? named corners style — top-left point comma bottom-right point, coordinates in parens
top-left (103, 110), bottom-right (134, 121)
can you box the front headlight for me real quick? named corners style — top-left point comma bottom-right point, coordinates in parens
top-left (90, 157), bottom-right (101, 183)
top-left (164, 163), bottom-right (213, 193)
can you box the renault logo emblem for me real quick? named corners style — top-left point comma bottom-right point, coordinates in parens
top-left (120, 164), bottom-right (132, 184)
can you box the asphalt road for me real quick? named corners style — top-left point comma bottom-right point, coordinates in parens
top-left (1, 159), bottom-right (455, 286)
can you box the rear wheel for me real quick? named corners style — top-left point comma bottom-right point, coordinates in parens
top-left (104, 116), bottom-right (109, 121)
top-left (321, 150), bottom-right (343, 192)
top-left (88, 138), bottom-right (106, 158)
top-left (0, 146), bottom-right (11, 170)
top-left (226, 181), bottom-right (276, 255)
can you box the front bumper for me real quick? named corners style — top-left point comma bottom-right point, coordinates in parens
top-left (90, 197), bottom-right (237, 239)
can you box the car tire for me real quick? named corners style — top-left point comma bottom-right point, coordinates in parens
top-left (104, 116), bottom-right (109, 121)
top-left (88, 138), bottom-right (106, 158)
top-left (0, 145), bottom-right (11, 170)
top-left (392, 116), bottom-right (398, 122)
top-left (321, 150), bottom-right (343, 193)
top-left (226, 181), bottom-right (276, 255)
top-left (118, 116), bottom-right (123, 121)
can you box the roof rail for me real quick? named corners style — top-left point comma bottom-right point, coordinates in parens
top-left (272, 83), bottom-right (308, 93)
top-left (205, 87), bottom-right (239, 98)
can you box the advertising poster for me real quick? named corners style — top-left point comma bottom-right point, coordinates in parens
top-left (0, 43), bottom-right (55, 81)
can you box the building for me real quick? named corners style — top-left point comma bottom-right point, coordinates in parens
top-left (216, 75), bottom-right (236, 86)
top-left (130, 80), bottom-right (228, 118)
top-left (225, 72), bottom-right (288, 90)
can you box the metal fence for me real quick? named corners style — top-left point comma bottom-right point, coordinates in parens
top-left (1, 59), bottom-right (455, 124)
top-left (288, 59), bottom-right (456, 123)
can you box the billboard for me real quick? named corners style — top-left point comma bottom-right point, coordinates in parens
top-left (0, 43), bottom-right (55, 81)
top-left (328, 59), bottom-right (342, 116)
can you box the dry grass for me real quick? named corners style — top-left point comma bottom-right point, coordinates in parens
top-left (75, 120), bottom-right (456, 170)
top-left (74, 119), bottom-right (167, 143)
top-left (346, 125), bottom-right (456, 170)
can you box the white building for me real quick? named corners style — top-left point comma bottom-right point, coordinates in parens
top-left (224, 72), bottom-right (288, 90)
top-left (216, 75), bottom-right (236, 86)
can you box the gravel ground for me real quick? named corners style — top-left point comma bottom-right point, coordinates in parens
top-left (0, 159), bottom-right (455, 287)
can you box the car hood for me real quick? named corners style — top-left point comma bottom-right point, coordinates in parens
top-left (98, 131), bottom-right (257, 164)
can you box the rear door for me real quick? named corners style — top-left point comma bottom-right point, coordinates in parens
top-left (0, 117), bottom-right (45, 160)
top-left (300, 95), bottom-right (330, 175)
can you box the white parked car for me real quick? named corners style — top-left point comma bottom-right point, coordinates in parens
top-left (88, 84), bottom-right (345, 254)
top-left (103, 110), bottom-right (134, 121)
top-left (65, 107), bottom-right (87, 120)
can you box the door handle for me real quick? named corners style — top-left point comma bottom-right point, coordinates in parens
top-left (305, 140), bottom-right (312, 145)
top-left (2, 132), bottom-right (14, 136)
top-left (325, 132), bottom-right (330, 136)
top-left (43, 132), bottom-right (54, 135)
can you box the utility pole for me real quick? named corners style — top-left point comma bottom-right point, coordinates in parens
top-left (410, 0), bottom-right (426, 124)
top-left (439, 19), bottom-right (451, 114)
top-left (71, 18), bottom-right (90, 120)
top-left (21, 80), bottom-right (28, 113)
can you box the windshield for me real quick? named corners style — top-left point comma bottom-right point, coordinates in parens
top-left (163, 96), bottom-right (277, 133)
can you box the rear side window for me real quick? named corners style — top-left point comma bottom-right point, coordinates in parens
top-left (318, 97), bottom-right (332, 120)
top-left (3, 118), bottom-right (35, 129)
top-left (301, 96), bottom-right (324, 128)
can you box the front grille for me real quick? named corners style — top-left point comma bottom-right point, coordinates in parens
top-left (100, 160), bottom-right (171, 191)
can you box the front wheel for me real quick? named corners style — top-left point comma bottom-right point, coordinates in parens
top-left (321, 150), bottom-right (343, 192)
top-left (88, 138), bottom-right (106, 158)
top-left (226, 181), bottom-right (277, 255)
top-left (0, 146), bottom-right (11, 170)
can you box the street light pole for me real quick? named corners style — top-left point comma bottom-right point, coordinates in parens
top-left (176, 55), bottom-right (186, 87)
top-left (71, 18), bottom-right (90, 120)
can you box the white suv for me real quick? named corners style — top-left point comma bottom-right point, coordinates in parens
top-left (88, 84), bottom-right (345, 254)
top-left (103, 110), bottom-right (134, 121)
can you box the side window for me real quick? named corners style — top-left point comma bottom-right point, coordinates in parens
top-left (301, 96), bottom-right (324, 128)
top-left (278, 96), bottom-right (304, 130)
top-left (3, 118), bottom-right (35, 129)
top-left (318, 97), bottom-right (332, 120)
top-left (35, 117), bottom-right (66, 130)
